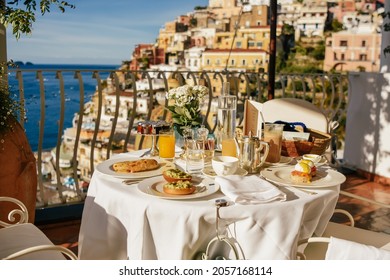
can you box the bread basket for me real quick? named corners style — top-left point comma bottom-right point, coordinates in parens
top-left (281, 128), bottom-right (331, 158)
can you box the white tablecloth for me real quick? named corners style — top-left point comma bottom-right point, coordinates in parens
top-left (78, 153), bottom-right (340, 260)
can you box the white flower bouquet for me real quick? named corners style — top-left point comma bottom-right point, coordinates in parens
top-left (166, 84), bottom-right (208, 136)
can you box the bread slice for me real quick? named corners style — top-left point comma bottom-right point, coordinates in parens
top-left (112, 159), bottom-right (159, 173)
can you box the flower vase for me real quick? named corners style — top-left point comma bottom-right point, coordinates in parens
top-left (174, 125), bottom-right (198, 160)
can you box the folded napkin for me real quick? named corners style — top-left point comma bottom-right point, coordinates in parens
top-left (215, 175), bottom-right (286, 205)
top-left (325, 237), bottom-right (390, 260)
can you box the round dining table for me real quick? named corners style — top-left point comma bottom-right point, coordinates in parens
top-left (78, 151), bottom-right (341, 260)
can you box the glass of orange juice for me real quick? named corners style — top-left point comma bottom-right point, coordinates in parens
top-left (158, 130), bottom-right (175, 160)
top-left (221, 137), bottom-right (238, 158)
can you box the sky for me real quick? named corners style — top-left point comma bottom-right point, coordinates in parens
top-left (6, 0), bottom-right (209, 65)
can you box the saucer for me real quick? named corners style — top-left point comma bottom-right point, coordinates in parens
top-left (202, 166), bottom-right (248, 178)
top-left (264, 156), bottom-right (293, 167)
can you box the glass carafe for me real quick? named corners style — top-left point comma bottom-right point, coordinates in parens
top-left (217, 82), bottom-right (237, 153)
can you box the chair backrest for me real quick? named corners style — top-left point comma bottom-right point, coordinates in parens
top-left (261, 98), bottom-right (329, 133)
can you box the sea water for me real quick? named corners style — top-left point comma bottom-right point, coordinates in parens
top-left (7, 64), bottom-right (119, 152)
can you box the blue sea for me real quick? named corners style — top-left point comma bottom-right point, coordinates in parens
top-left (7, 64), bottom-right (119, 152)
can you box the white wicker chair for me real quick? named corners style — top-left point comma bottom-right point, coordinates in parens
top-left (0, 196), bottom-right (77, 260)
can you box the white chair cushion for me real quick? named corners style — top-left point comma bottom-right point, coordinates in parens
top-left (0, 223), bottom-right (66, 260)
top-left (325, 236), bottom-right (390, 260)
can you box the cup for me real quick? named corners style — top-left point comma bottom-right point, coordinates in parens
top-left (186, 140), bottom-right (204, 174)
top-left (158, 129), bottom-right (175, 160)
top-left (263, 123), bottom-right (284, 163)
top-left (303, 154), bottom-right (322, 164)
top-left (212, 156), bottom-right (239, 176)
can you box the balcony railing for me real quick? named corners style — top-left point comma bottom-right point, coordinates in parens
top-left (7, 68), bottom-right (349, 210)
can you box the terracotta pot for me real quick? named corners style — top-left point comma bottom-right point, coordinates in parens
top-left (0, 117), bottom-right (37, 223)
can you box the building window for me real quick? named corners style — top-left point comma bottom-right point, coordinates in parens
top-left (256, 42), bottom-right (263, 48)
top-left (360, 54), bottom-right (367, 61)
top-left (334, 52), bottom-right (337, 60)
top-left (187, 59), bottom-right (191, 66)
top-left (341, 53), bottom-right (345, 60)
top-left (216, 59), bottom-right (220, 65)
top-left (194, 60), bottom-right (198, 67)
top-left (231, 59), bottom-right (235, 65)
top-left (340, 40), bottom-right (348, 47)
top-left (257, 21), bottom-right (261, 26)
top-left (206, 59), bottom-right (210, 65)
top-left (248, 41), bottom-right (255, 47)
top-left (362, 40), bottom-right (366, 47)
top-left (258, 10), bottom-right (262, 15)
top-left (236, 42), bottom-right (242, 48)
top-left (245, 20), bottom-right (250, 27)
top-left (242, 59), bottom-right (246, 66)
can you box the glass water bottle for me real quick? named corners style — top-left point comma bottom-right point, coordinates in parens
top-left (217, 82), bottom-right (237, 156)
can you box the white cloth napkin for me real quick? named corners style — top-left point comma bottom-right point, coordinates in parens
top-left (215, 175), bottom-right (287, 205)
top-left (325, 237), bottom-right (390, 260)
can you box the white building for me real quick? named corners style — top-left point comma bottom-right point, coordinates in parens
top-left (296, 1), bottom-right (328, 38)
top-left (184, 46), bottom-right (206, 71)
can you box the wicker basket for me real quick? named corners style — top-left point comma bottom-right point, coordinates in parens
top-left (281, 129), bottom-right (331, 158)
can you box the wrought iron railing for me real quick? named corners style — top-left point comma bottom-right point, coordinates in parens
top-left (8, 68), bottom-right (348, 208)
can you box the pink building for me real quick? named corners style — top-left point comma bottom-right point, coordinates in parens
top-left (324, 31), bottom-right (382, 72)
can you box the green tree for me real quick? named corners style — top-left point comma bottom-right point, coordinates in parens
top-left (0, 0), bottom-right (75, 39)
top-left (330, 19), bottom-right (344, 32)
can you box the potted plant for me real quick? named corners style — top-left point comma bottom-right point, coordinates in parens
top-left (0, 71), bottom-right (37, 223)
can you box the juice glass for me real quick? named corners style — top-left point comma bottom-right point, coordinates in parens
top-left (221, 137), bottom-right (238, 158)
top-left (158, 130), bottom-right (175, 159)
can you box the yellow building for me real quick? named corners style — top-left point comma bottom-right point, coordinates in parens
top-left (214, 26), bottom-right (282, 52)
top-left (202, 48), bottom-right (268, 72)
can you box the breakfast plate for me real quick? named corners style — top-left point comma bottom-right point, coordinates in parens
top-left (96, 157), bottom-right (175, 179)
top-left (137, 176), bottom-right (219, 200)
top-left (260, 166), bottom-right (346, 188)
top-left (202, 166), bottom-right (248, 178)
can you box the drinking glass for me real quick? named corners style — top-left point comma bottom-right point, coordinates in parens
top-left (221, 136), bottom-right (238, 158)
top-left (186, 140), bottom-right (204, 174)
top-left (158, 130), bottom-right (175, 160)
top-left (203, 134), bottom-right (215, 164)
top-left (263, 123), bottom-right (284, 163)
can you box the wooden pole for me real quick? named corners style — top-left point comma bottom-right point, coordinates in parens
top-left (267, 0), bottom-right (277, 100)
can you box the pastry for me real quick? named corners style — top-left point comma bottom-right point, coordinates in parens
top-left (112, 159), bottom-right (159, 173)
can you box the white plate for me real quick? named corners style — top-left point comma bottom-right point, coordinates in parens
top-left (96, 157), bottom-right (175, 179)
top-left (137, 176), bottom-right (219, 200)
top-left (260, 166), bottom-right (346, 188)
top-left (295, 155), bottom-right (327, 166)
top-left (202, 166), bottom-right (248, 178)
top-left (264, 156), bottom-right (293, 167)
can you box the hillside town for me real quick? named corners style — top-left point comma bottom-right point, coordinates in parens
top-left (45, 0), bottom-right (386, 202)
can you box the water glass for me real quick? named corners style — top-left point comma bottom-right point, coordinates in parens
top-left (186, 140), bottom-right (204, 174)
top-left (203, 135), bottom-right (215, 164)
